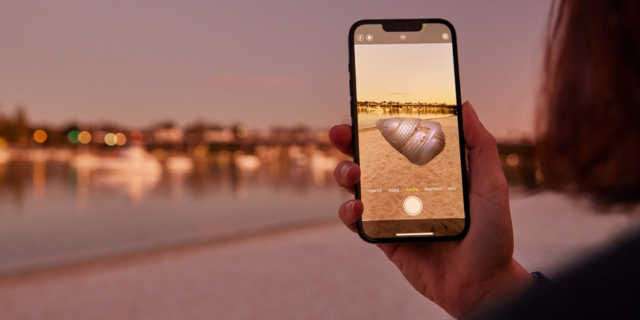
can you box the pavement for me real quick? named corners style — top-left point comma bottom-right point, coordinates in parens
top-left (0, 192), bottom-right (634, 320)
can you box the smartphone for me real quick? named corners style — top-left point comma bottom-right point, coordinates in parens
top-left (348, 19), bottom-right (470, 242)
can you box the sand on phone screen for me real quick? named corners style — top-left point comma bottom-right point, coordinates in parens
top-left (354, 40), bottom-right (464, 221)
top-left (358, 114), bottom-right (464, 221)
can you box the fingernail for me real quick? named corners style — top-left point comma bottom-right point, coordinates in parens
top-left (340, 163), bottom-right (351, 179)
top-left (345, 200), bottom-right (355, 212)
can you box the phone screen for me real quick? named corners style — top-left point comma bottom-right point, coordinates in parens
top-left (350, 21), bottom-right (469, 241)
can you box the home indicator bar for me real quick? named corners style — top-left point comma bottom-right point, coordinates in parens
top-left (396, 232), bottom-right (434, 237)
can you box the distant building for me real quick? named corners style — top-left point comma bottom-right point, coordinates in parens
top-left (153, 124), bottom-right (184, 144)
top-left (203, 129), bottom-right (234, 143)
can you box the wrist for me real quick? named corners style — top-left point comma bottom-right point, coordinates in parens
top-left (455, 259), bottom-right (532, 319)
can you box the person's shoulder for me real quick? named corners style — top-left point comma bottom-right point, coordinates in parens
top-left (477, 230), bottom-right (640, 320)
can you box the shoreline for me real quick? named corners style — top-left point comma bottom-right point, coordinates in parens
top-left (0, 216), bottom-right (340, 283)
top-left (358, 114), bottom-right (457, 130)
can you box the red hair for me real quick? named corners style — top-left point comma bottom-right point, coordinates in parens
top-left (537, 0), bottom-right (640, 206)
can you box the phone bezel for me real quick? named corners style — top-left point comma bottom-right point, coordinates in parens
top-left (348, 19), bottom-right (470, 243)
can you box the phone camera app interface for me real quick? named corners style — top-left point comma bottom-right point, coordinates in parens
top-left (353, 23), bottom-right (465, 237)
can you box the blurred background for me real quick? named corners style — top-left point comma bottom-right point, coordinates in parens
top-left (0, 1), bottom-right (634, 319)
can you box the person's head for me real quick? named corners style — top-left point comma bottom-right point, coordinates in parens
top-left (537, 0), bottom-right (640, 207)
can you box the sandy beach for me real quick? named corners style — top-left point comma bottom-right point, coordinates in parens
top-left (0, 192), bottom-right (634, 320)
top-left (358, 116), bottom-right (464, 220)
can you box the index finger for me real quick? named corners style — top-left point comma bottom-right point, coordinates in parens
top-left (329, 124), bottom-right (354, 157)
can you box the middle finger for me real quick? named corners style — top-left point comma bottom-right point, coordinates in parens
top-left (334, 160), bottom-right (361, 189)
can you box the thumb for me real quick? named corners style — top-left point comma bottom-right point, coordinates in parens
top-left (462, 101), bottom-right (509, 204)
top-left (462, 101), bottom-right (497, 151)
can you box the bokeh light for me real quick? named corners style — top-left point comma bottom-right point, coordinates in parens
top-left (233, 150), bottom-right (245, 160)
top-left (78, 131), bottom-right (92, 144)
top-left (104, 133), bottom-right (117, 146)
top-left (115, 133), bottom-right (127, 146)
top-left (193, 145), bottom-right (208, 160)
top-left (34, 130), bottom-right (48, 143)
top-left (235, 126), bottom-right (248, 139)
top-left (506, 153), bottom-right (520, 166)
top-left (0, 137), bottom-right (6, 149)
top-left (68, 130), bottom-right (79, 143)
top-left (131, 130), bottom-right (143, 142)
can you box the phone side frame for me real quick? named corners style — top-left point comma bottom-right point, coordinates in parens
top-left (348, 18), bottom-right (471, 243)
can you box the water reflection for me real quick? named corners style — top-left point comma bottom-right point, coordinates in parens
top-left (0, 146), bottom-right (348, 274)
top-left (0, 145), bottom-right (342, 205)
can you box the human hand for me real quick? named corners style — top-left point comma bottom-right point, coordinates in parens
top-left (329, 101), bottom-right (532, 319)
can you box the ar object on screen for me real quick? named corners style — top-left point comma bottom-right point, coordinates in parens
top-left (375, 117), bottom-right (445, 166)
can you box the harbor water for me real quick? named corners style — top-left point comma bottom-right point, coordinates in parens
top-left (0, 153), bottom-right (350, 275)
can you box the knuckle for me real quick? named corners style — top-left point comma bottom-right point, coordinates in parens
top-left (333, 162), bottom-right (343, 177)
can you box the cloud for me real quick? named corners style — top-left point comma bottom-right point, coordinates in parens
top-left (200, 74), bottom-right (303, 90)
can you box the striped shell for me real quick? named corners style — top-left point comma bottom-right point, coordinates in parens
top-left (375, 118), bottom-right (445, 166)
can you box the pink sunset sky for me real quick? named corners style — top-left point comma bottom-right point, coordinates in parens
top-left (355, 43), bottom-right (457, 104)
top-left (0, 1), bottom-right (551, 138)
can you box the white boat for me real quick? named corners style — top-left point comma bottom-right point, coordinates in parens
top-left (71, 146), bottom-right (162, 175)
top-left (235, 154), bottom-right (261, 170)
top-left (165, 155), bottom-right (194, 173)
top-left (310, 152), bottom-right (339, 173)
top-left (0, 149), bottom-right (9, 163)
top-left (71, 146), bottom-right (162, 201)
